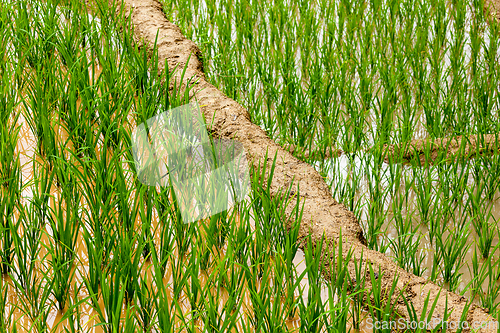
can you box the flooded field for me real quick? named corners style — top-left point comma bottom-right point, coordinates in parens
top-left (162, 0), bottom-right (500, 322)
top-left (0, 1), bottom-right (381, 331)
top-left (3, 0), bottom-right (500, 331)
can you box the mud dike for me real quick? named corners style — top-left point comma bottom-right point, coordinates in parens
top-left (118, 0), bottom-right (497, 331)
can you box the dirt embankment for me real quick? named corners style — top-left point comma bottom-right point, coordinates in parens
top-left (382, 134), bottom-right (500, 164)
top-left (117, 1), bottom-right (497, 331)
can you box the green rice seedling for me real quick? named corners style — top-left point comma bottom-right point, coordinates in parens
top-left (403, 289), bottom-right (451, 333)
top-left (466, 175), bottom-right (496, 258)
top-left (123, 31), bottom-right (162, 113)
top-left (208, 210), bottom-right (231, 251)
top-left (184, 242), bottom-right (203, 322)
top-left (92, 259), bottom-right (127, 333)
top-left (58, 283), bottom-right (87, 333)
top-left (298, 235), bottom-right (327, 333)
top-left (46, 191), bottom-right (80, 311)
top-left (229, 201), bottom-right (253, 265)
top-left (11, 165), bottom-right (53, 287)
top-left (0, 130), bottom-right (20, 274)
top-left (435, 163), bottom-right (457, 223)
top-left (249, 150), bottom-right (279, 264)
top-left (199, 267), bottom-right (243, 333)
top-left (327, 229), bottom-right (354, 295)
top-left (262, 267), bottom-right (291, 332)
top-left (134, 274), bottom-right (156, 332)
top-left (21, 61), bottom-right (60, 166)
top-left (71, 153), bottom-right (118, 302)
top-left (251, 156), bottom-right (303, 264)
top-left (149, 247), bottom-right (176, 333)
top-left (113, 225), bottom-right (144, 305)
top-left (367, 265), bottom-right (402, 333)
top-left (385, 155), bottom-right (405, 196)
top-left (95, 75), bottom-right (133, 150)
top-left (136, 185), bottom-right (156, 259)
top-left (244, 249), bottom-right (273, 330)
top-left (153, 187), bottom-right (176, 277)
top-left (52, 146), bottom-right (79, 194)
top-left (12, 1), bottom-right (39, 69)
top-left (169, 249), bottom-right (189, 302)
top-left (69, 136), bottom-right (120, 252)
top-left (114, 158), bottom-right (137, 233)
top-left (0, 57), bottom-right (18, 128)
top-left (435, 221), bottom-right (471, 292)
top-left (215, 244), bottom-right (246, 314)
top-left (10, 214), bottom-right (53, 332)
top-left (82, 229), bottom-right (111, 306)
top-left (478, 255), bottom-right (500, 314)
top-left (56, 58), bottom-right (98, 158)
top-left (413, 167), bottom-right (436, 229)
top-left (389, 194), bottom-right (426, 277)
top-left (275, 196), bottom-right (304, 320)
top-left (466, 246), bottom-right (489, 302)
top-left (13, 274), bottom-right (54, 333)
top-left (34, 0), bottom-right (59, 62)
top-left (425, 190), bottom-right (449, 249)
top-left (0, 277), bottom-right (12, 333)
top-left (120, 307), bottom-right (138, 333)
top-left (214, 236), bottom-right (231, 290)
top-left (324, 273), bottom-right (350, 332)
top-left (161, 54), bottom-right (197, 112)
top-left (271, 243), bottom-right (302, 321)
top-left (473, 209), bottom-right (496, 260)
top-left (334, 155), bottom-right (364, 219)
top-left (447, 160), bottom-right (470, 206)
top-left (364, 155), bottom-right (391, 251)
top-left (169, 188), bottom-right (194, 258)
top-left (349, 251), bottom-right (368, 331)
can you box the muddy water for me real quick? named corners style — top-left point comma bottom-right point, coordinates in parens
top-left (320, 153), bottom-right (500, 303)
top-left (7, 90), bottom-right (379, 331)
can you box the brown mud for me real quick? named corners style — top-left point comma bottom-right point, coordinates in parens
top-left (117, 0), bottom-right (497, 331)
top-left (382, 134), bottom-right (500, 165)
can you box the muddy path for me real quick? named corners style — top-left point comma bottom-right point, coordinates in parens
top-left (116, 0), bottom-right (496, 331)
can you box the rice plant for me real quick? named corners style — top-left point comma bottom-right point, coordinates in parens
top-left (2, 0), bottom-right (497, 330)
top-left (161, 0), bottom-right (500, 317)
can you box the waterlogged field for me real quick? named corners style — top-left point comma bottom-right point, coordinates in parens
top-left (162, 0), bottom-right (500, 318)
top-left (0, 0), bottom-right (404, 332)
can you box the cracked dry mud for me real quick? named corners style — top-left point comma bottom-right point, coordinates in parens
top-left (116, 0), bottom-right (497, 331)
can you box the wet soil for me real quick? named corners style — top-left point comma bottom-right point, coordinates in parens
top-left (117, 0), bottom-right (497, 331)
top-left (382, 134), bottom-right (500, 165)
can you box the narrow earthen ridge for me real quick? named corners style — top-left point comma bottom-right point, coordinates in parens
top-left (382, 134), bottom-right (500, 164)
top-left (118, 1), bottom-right (497, 331)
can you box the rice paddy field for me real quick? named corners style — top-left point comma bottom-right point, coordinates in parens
top-left (162, 0), bottom-right (500, 325)
top-left (2, 0), bottom-right (500, 331)
top-left (1, 0), bottom-right (379, 331)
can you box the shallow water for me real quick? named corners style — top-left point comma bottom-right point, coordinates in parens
top-left (319, 152), bottom-right (500, 306)
top-left (8, 102), bottom-right (375, 331)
